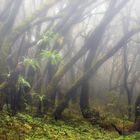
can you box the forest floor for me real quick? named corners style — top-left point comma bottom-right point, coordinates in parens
top-left (0, 112), bottom-right (140, 140)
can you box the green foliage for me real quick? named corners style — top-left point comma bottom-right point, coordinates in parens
top-left (17, 75), bottom-right (31, 88)
top-left (38, 95), bottom-right (45, 102)
top-left (23, 57), bottom-right (39, 71)
top-left (0, 113), bottom-right (140, 140)
top-left (37, 30), bottom-right (59, 45)
top-left (40, 50), bottom-right (62, 65)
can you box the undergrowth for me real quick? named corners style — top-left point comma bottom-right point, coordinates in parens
top-left (0, 112), bottom-right (140, 140)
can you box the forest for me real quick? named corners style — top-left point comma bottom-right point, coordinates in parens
top-left (0, 0), bottom-right (140, 139)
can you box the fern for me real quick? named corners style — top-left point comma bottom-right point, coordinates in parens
top-left (23, 57), bottom-right (39, 71)
top-left (40, 50), bottom-right (62, 65)
top-left (18, 75), bottom-right (31, 88)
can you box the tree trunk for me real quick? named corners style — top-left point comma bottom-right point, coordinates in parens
top-left (53, 28), bottom-right (140, 119)
top-left (123, 45), bottom-right (132, 119)
top-left (80, 80), bottom-right (90, 118)
top-left (135, 95), bottom-right (140, 122)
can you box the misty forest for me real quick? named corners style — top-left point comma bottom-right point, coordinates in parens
top-left (1, 0), bottom-right (140, 139)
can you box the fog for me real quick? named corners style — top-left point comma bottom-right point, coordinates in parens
top-left (1, 0), bottom-right (140, 139)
